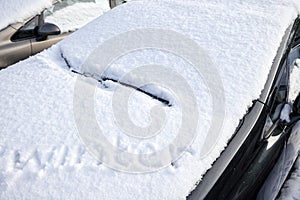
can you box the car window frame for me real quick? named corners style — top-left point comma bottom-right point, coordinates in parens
top-left (11, 15), bottom-right (41, 42)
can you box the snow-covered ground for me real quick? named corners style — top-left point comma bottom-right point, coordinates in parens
top-left (0, 0), bottom-right (300, 199)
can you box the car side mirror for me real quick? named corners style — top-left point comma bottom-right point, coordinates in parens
top-left (293, 93), bottom-right (300, 114)
top-left (37, 23), bottom-right (61, 41)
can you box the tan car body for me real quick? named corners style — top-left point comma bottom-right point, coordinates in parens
top-left (0, 14), bottom-right (70, 69)
top-left (0, 0), bottom-right (124, 69)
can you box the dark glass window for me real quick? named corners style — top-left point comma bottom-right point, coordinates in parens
top-left (11, 17), bottom-right (39, 41)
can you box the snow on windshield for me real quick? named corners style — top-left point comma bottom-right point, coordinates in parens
top-left (0, 0), bottom-right (300, 199)
top-left (45, 1), bottom-right (110, 33)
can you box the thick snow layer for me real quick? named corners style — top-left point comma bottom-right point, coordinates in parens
top-left (0, 0), bottom-right (300, 199)
top-left (45, 2), bottom-right (110, 33)
top-left (0, 0), bottom-right (52, 30)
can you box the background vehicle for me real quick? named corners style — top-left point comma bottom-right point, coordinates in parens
top-left (0, 0), bottom-right (109, 69)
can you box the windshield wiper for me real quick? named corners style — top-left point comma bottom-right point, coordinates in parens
top-left (102, 76), bottom-right (171, 106)
top-left (60, 52), bottom-right (171, 106)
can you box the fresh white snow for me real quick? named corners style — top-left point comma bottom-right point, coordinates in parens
top-left (0, 0), bottom-right (110, 32)
top-left (0, 0), bottom-right (52, 30)
top-left (0, 0), bottom-right (300, 199)
top-left (45, 2), bottom-right (110, 33)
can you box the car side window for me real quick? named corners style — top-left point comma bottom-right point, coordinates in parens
top-left (261, 22), bottom-right (298, 138)
top-left (292, 20), bottom-right (300, 48)
top-left (288, 19), bottom-right (300, 101)
top-left (267, 20), bottom-right (300, 122)
top-left (268, 66), bottom-right (289, 122)
top-left (11, 16), bottom-right (39, 41)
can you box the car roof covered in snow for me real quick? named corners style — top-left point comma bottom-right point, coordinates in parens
top-left (0, 0), bottom-right (53, 30)
top-left (0, 0), bottom-right (300, 199)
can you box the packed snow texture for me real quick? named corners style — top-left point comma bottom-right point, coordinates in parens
top-left (45, 2), bottom-right (110, 33)
top-left (0, 0), bottom-right (300, 199)
top-left (0, 0), bottom-right (52, 30)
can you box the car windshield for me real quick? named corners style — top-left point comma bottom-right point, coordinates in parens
top-left (0, 0), bottom-right (300, 199)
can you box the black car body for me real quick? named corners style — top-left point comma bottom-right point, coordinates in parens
top-left (189, 17), bottom-right (300, 200)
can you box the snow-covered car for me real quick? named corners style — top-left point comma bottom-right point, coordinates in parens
top-left (189, 15), bottom-right (300, 198)
top-left (0, 0), bottom-right (109, 69)
top-left (0, 0), bottom-right (300, 200)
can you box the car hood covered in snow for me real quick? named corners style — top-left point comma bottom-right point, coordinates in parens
top-left (0, 0), bottom-right (300, 199)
